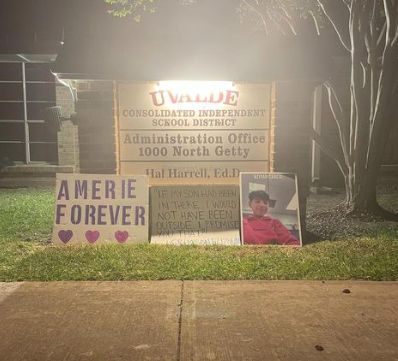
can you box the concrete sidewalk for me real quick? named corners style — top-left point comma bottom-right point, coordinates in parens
top-left (0, 281), bottom-right (397, 361)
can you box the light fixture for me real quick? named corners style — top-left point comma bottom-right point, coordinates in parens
top-left (157, 81), bottom-right (234, 93)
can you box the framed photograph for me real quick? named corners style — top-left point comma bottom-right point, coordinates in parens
top-left (240, 172), bottom-right (302, 246)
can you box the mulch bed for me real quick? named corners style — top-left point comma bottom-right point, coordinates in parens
top-left (306, 192), bottom-right (398, 241)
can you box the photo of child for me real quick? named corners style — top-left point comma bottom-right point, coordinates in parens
top-left (240, 173), bottom-right (302, 246)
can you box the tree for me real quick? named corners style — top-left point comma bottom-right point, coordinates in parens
top-left (234, 0), bottom-right (398, 220)
top-left (104, 0), bottom-right (157, 20)
top-left (104, 0), bottom-right (194, 20)
top-left (105, 0), bottom-right (398, 220)
top-left (317, 0), bottom-right (398, 220)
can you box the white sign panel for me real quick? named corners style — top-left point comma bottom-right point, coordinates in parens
top-left (150, 185), bottom-right (241, 245)
top-left (118, 82), bottom-right (271, 184)
top-left (52, 174), bottom-right (149, 245)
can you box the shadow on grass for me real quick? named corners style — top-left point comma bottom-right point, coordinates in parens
top-left (301, 230), bottom-right (322, 246)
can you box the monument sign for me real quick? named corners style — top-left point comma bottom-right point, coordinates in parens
top-left (118, 82), bottom-right (271, 184)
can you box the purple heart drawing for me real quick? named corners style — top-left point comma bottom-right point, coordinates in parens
top-left (85, 230), bottom-right (100, 244)
top-left (58, 230), bottom-right (73, 244)
top-left (115, 231), bottom-right (129, 243)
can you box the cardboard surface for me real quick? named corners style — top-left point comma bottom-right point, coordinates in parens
top-left (150, 185), bottom-right (240, 245)
top-left (52, 174), bottom-right (149, 245)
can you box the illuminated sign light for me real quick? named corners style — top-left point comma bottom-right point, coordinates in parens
top-left (158, 80), bottom-right (234, 89)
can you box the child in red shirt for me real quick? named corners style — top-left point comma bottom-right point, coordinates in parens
top-left (243, 190), bottom-right (300, 245)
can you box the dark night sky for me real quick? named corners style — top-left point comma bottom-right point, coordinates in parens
top-left (0, 0), bottom-right (245, 43)
top-left (0, 0), bottom-right (337, 81)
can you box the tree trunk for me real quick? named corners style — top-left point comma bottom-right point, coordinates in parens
top-left (339, 0), bottom-right (398, 221)
top-left (345, 110), bottom-right (398, 220)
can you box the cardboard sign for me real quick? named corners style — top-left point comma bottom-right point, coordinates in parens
top-left (240, 173), bottom-right (302, 246)
top-left (118, 83), bottom-right (271, 184)
top-left (150, 185), bottom-right (241, 245)
top-left (52, 174), bottom-right (149, 245)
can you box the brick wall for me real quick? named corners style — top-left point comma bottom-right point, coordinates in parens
top-left (74, 81), bottom-right (118, 174)
top-left (56, 82), bottom-right (75, 119)
top-left (57, 120), bottom-right (80, 168)
top-left (56, 83), bottom-right (79, 169)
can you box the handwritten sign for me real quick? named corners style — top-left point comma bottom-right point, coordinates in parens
top-left (52, 174), bottom-right (149, 245)
top-left (150, 185), bottom-right (241, 245)
top-left (118, 83), bottom-right (271, 184)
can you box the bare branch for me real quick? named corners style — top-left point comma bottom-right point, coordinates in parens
top-left (354, 1), bottom-right (371, 64)
top-left (279, 16), bottom-right (297, 35)
top-left (392, 29), bottom-right (398, 47)
top-left (377, 22), bottom-right (387, 46)
top-left (317, 0), bottom-right (351, 51)
top-left (383, 0), bottom-right (398, 44)
top-left (279, 5), bottom-right (292, 20)
top-left (388, 76), bottom-right (398, 119)
top-left (310, 11), bottom-right (321, 36)
top-left (324, 81), bottom-right (344, 118)
top-left (368, 0), bottom-right (379, 120)
top-left (324, 82), bottom-right (350, 166)
top-left (348, 1), bottom-right (366, 164)
top-left (365, 31), bottom-right (371, 62)
top-left (242, 0), bottom-right (269, 34)
top-left (342, 0), bottom-right (351, 8)
top-left (266, 9), bottom-right (287, 35)
top-left (310, 127), bottom-right (347, 175)
top-left (279, 6), bottom-right (298, 35)
top-left (392, 4), bottom-right (398, 48)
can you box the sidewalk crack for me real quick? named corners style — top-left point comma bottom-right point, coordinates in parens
top-left (176, 281), bottom-right (185, 361)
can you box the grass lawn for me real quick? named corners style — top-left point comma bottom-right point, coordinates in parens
top-left (1, 187), bottom-right (398, 282)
